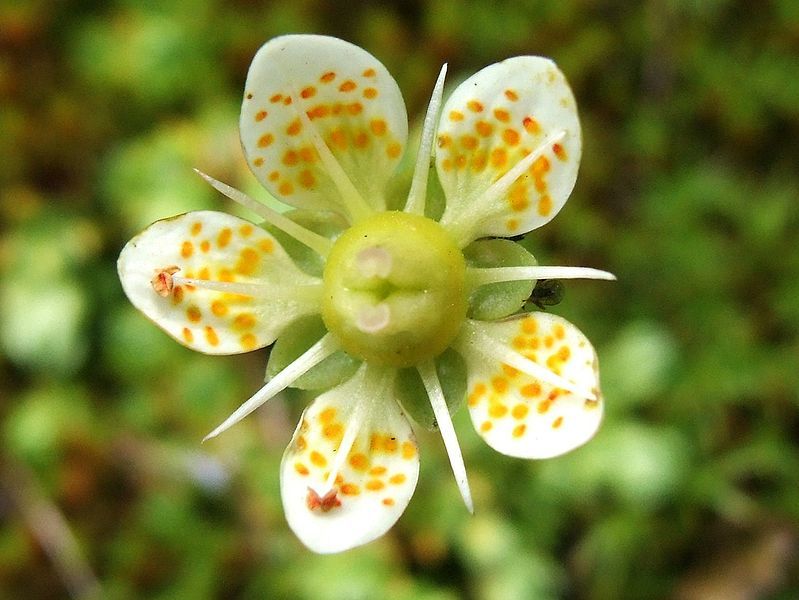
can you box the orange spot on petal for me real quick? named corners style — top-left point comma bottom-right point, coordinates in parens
top-left (204, 326), bottom-right (219, 347)
top-left (370, 119), bottom-right (387, 136)
top-left (349, 453), bottom-right (369, 471)
top-left (186, 306), bottom-right (202, 323)
top-left (476, 120), bottom-right (493, 137)
top-left (523, 116), bottom-right (540, 134)
top-left (538, 194), bottom-right (553, 216)
top-left (365, 480), bottom-right (385, 491)
top-left (512, 404), bottom-right (529, 420)
top-left (494, 108), bottom-right (511, 122)
top-left (310, 451), bottom-right (327, 468)
top-left (503, 128), bottom-right (521, 146)
top-left (521, 382), bottom-right (542, 398)
top-left (286, 119), bottom-right (302, 136)
top-left (279, 181), bottom-right (294, 196)
top-left (233, 313), bottom-right (257, 330)
top-left (401, 441), bottom-right (416, 460)
top-left (218, 228), bottom-right (232, 248)
top-left (449, 110), bottom-right (464, 122)
top-left (341, 483), bottom-right (360, 495)
top-left (298, 169), bottom-right (316, 189)
top-left (240, 333), bottom-right (257, 350)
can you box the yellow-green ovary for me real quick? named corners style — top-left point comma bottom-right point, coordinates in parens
top-left (322, 212), bottom-right (467, 367)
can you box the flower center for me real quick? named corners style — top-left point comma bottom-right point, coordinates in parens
top-left (322, 211), bottom-right (467, 367)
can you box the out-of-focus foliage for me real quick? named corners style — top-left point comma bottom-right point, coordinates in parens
top-left (1, 0), bottom-right (797, 598)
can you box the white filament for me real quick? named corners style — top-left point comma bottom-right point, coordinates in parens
top-left (194, 169), bottom-right (333, 257)
top-left (204, 334), bottom-right (339, 441)
top-left (418, 360), bottom-right (474, 513)
top-left (468, 265), bottom-right (616, 288)
top-left (405, 64), bottom-right (448, 216)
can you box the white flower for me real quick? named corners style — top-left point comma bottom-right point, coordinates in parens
top-left (118, 35), bottom-right (614, 553)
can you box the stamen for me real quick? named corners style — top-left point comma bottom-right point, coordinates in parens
top-left (445, 130), bottom-right (567, 246)
top-left (455, 320), bottom-right (597, 400)
top-left (289, 88), bottom-right (374, 223)
top-left (320, 373), bottom-right (372, 493)
top-left (418, 360), bottom-right (474, 513)
top-left (151, 266), bottom-right (179, 297)
top-left (404, 64), bottom-right (448, 216)
top-left (468, 265), bottom-right (616, 288)
top-left (355, 246), bottom-right (392, 278)
top-left (194, 169), bottom-right (333, 257)
top-left (477, 130), bottom-right (566, 213)
top-left (171, 275), bottom-right (322, 302)
top-left (356, 303), bottom-right (390, 333)
top-left (203, 333), bottom-right (339, 441)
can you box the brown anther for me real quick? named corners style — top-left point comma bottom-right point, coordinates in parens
top-left (152, 266), bottom-right (180, 297)
top-left (306, 487), bottom-right (342, 512)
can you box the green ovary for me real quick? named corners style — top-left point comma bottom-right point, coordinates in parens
top-left (322, 211), bottom-right (468, 367)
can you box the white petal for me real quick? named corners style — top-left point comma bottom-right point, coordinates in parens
top-left (461, 314), bottom-right (602, 458)
top-left (436, 57), bottom-right (581, 244)
top-left (117, 211), bottom-right (321, 354)
top-left (281, 366), bottom-right (419, 553)
top-left (240, 34), bottom-right (408, 219)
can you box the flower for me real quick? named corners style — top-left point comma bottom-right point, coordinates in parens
top-left (118, 34), bottom-right (615, 553)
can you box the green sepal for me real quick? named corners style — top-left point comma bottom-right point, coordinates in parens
top-left (264, 209), bottom-right (347, 277)
top-left (265, 315), bottom-right (360, 390)
top-left (464, 238), bottom-right (538, 320)
top-left (394, 348), bottom-right (467, 431)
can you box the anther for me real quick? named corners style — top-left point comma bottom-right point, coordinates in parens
top-left (306, 487), bottom-right (342, 512)
top-left (152, 266), bottom-right (180, 297)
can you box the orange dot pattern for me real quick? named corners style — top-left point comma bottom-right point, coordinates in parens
top-left (241, 59), bottom-right (406, 214)
top-left (465, 314), bottom-right (602, 458)
top-left (124, 211), bottom-right (322, 356)
top-left (282, 386), bottom-right (419, 525)
top-left (435, 58), bottom-right (581, 238)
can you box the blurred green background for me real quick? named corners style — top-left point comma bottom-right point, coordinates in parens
top-left (1, 1), bottom-right (798, 598)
